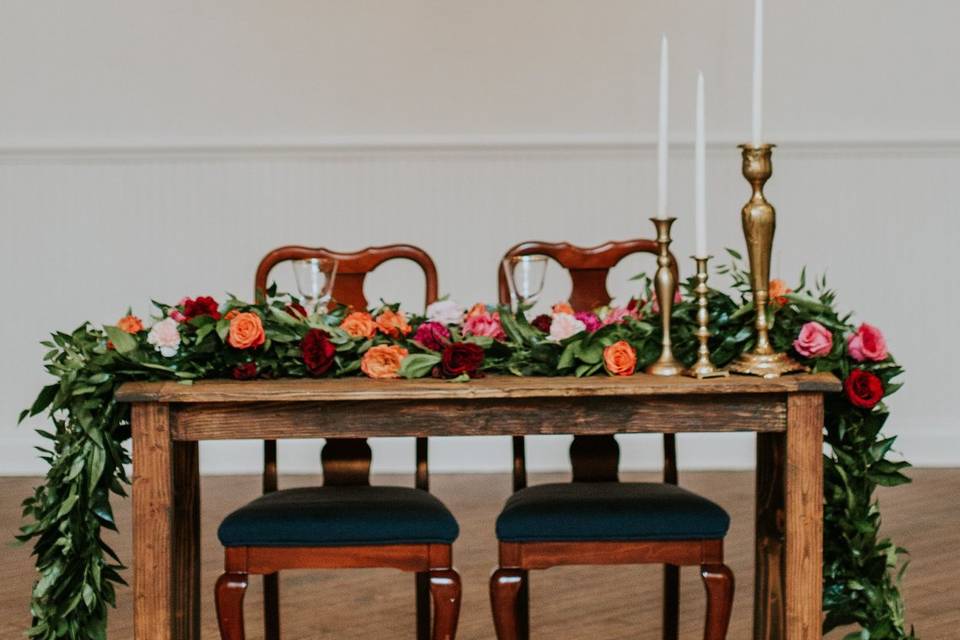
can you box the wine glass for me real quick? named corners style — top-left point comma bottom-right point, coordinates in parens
top-left (504, 255), bottom-right (548, 313)
top-left (292, 257), bottom-right (338, 314)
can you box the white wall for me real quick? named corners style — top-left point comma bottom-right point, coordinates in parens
top-left (1, 1), bottom-right (957, 475)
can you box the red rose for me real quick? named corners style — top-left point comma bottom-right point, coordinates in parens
top-left (285, 302), bottom-right (308, 319)
top-left (413, 321), bottom-right (451, 352)
top-left (301, 329), bottom-right (336, 376)
top-left (440, 342), bottom-right (485, 378)
top-left (531, 314), bottom-right (552, 333)
top-left (182, 296), bottom-right (221, 321)
top-left (231, 363), bottom-right (258, 380)
top-left (844, 368), bottom-right (884, 409)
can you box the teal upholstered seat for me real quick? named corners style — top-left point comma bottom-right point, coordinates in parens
top-left (495, 482), bottom-right (730, 543)
top-left (218, 486), bottom-right (459, 548)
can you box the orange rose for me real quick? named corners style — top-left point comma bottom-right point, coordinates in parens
top-left (361, 344), bottom-right (409, 379)
top-left (340, 311), bottom-right (377, 339)
top-left (603, 340), bottom-right (637, 376)
top-left (228, 312), bottom-right (265, 349)
top-left (552, 301), bottom-right (575, 315)
top-left (375, 309), bottom-right (412, 338)
top-left (466, 303), bottom-right (488, 318)
top-left (224, 309), bottom-right (240, 321)
top-left (768, 279), bottom-right (792, 305)
top-left (117, 315), bottom-right (143, 334)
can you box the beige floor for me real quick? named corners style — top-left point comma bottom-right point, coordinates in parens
top-left (2, 469), bottom-right (958, 639)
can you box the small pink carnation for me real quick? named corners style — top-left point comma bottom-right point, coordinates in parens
top-left (548, 312), bottom-right (586, 342)
top-left (413, 321), bottom-right (451, 351)
top-left (602, 306), bottom-right (637, 326)
top-left (574, 311), bottom-right (602, 333)
top-left (462, 311), bottom-right (506, 341)
top-left (146, 317), bottom-right (181, 357)
top-left (847, 323), bottom-right (888, 362)
top-left (793, 321), bottom-right (833, 358)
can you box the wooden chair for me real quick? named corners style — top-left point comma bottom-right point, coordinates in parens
top-left (490, 240), bottom-right (734, 640)
top-left (214, 245), bottom-right (459, 640)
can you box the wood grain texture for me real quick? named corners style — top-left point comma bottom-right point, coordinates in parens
top-left (115, 373), bottom-right (840, 403)
top-left (754, 433), bottom-right (786, 640)
top-left (498, 540), bottom-right (724, 570)
top-left (172, 442), bottom-right (200, 640)
top-left (224, 544), bottom-right (452, 574)
top-left (131, 402), bottom-right (174, 640)
top-left (167, 394), bottom-right (788, 441)
top-left (784, 393), bottom-right (824, 639)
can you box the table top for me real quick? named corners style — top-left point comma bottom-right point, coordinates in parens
top-left (116, 372), bottom-right (840, 404)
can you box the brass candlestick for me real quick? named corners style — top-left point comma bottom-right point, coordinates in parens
top-left (685, 256), bottom-right (729, 379)
top-left (728, 144), bottom-right (805, 378)
top-left (645, 217), bottom-right (684, 376)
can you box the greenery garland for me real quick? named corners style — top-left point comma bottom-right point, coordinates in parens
top-left (18, 255), bottom-right (913, 639)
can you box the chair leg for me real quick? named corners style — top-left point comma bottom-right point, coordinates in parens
top-left (417, 571), bottom-right (432, 640)
top-left (663, 564), bottom-right (680, 640)
top-left (701, 564), bottom-right (735, 640)
top-left (490, 568), bottom-right (526, 640)
top-left (516, 570), bottom-right (530, 640)
top-left (215, 572), bottom-right (249, 640)
top-left (429, 569), bottom-right (462, 640)
top-left (263, 572), bottom-right (280, 640)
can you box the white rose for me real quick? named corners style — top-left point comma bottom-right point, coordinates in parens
top-left (426, 300), bottom-right (464, 326)
top-left (548, 312), bottom-right (586, 342)
top-left (147, 317), bottom-right (181, 357)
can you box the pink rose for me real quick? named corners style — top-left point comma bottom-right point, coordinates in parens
top-left (602, 306), bottom-right (636, 326)
top-left (574, 311), bottom-right (602, 333)
top-left (793, 321), bottom-right (833, 358)
top-left (847, 323), bottom-right (888, 362)
top-left (548, 312), bottom-right (586, 342)
top-left (413, 321), bottom-right (451, 351)
top-left (462, 310), bottom-right (506, 340)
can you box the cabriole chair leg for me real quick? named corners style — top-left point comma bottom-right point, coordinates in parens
top-left (215, 572), bottom-right (249, 640)
top-left (429, 569), bottom-right (462, 640)
top-left (490, 568), bottom-right (526, 640)
top-left (701, 563), bottom-right (735, 640)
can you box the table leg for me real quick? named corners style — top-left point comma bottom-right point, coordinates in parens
top-left (132, 403), bottom-right (174, 640)
top-left (785, 393), bottom-right (824, 638)
top-left (754, 432), bottom-right (785, 640)
top-left (173, 441), bottom-right (201, 640)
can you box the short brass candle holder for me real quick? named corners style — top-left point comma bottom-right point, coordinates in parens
top-left (685, 256), bottom-right (729, 379)
top-left (645, 217), bottom-right (684, 376)
top-left (728, 144), bottom-right (806, 378)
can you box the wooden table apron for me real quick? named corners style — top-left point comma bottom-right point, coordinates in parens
top-left (117, 373), bottom-right (839, 640)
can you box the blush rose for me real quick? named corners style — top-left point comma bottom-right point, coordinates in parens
top-left (793, 321), bottom-right (833, 358)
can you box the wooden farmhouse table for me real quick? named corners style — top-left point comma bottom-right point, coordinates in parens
top-left (116, 372), bottom-right (840, 640)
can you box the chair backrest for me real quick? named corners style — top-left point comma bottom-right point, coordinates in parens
top-left (497, 239), bottom-right (679, 490)
top-left (255, 243), bottom-right (439, 492)
top-left (255, 244), bottom-right (439, 311)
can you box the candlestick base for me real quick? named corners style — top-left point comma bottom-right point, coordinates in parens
top-left (647, 354), bottom-right (686, 377)
top-left (728, 351), bottom-right (806, 379)
top-left (686, 360), bottom-right (730, 379)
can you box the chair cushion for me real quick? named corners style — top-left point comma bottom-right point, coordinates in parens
top-left (218, 486), bottom-right (459, 547)
top-left (496, 482), bottom-right (730, 543)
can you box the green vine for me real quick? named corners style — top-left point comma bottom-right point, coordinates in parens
top-left (18, 259), bottom-right (913, 639)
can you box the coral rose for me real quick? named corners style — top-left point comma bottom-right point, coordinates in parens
top-left (440, 342), bottom-right (485, 378)
top-left (552, 302), bottom-right (575, 315)
top-left (147, 318), bottom-right (181, 357)
top-left (603, 340), bottom-right (637, 376)
top-left (361, 344), bottom-right (408, 379)
top-left (228, 312), bottom-right (265, 349)
top-left (301, 329), bottom-right (336, 376)
top-left (547, 312), bottom-right (586, 342)
top-left (844, 368), bottom-right (884, 409)
top-left (426, 300), bottom-right (464, 325)
top-left (847, 323), bottom-right (888, 362)
top-left (793, 321), bottom-right (833, 358)
top-left (466, 303), bottom-right (488, 318)
top-left (413, 321), bottom-right (451, 352)
top-left (462, 310), bottom-right (506, 340)
top-left (768, 280), bottom-right (792, 305)
top-left (117, 315), bottom-right (143, 334)
top-left (340, 311), bottom-right (377, 339)
top-left (375, 309), bottom-right (412, 338)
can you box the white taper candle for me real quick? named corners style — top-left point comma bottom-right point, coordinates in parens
top-left (752, 0), bottom-right (764, 146)
top-left (657, 34), bottom-right (669, 218)
top-left (695, 72), bottom-right (707, 258)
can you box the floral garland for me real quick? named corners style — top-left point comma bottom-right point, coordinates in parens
top-left (18, 256), bottom-right (914, 639)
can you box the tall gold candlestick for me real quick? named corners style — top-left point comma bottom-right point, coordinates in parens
top-left (645, 217), bottom-right (684, 376)
top-left (686, 256), bottom-right (729, 379)
top-left (728, 144), bottom-right (805, 378)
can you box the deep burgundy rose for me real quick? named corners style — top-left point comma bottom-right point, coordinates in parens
top-left (231, 363), bottom-right (258, 380)
top-left (182, 296), bottom-right (221, 321)
top-left (285, 302), bottom-right (308, 319)
top-left (301, 329), bottom-right (336, 376)
top-left (440, 342), bottom-right (485, 378)
top-left (413, 321), bottom-right (451, 352)
top-left (531, 314), bottom-right (552, 333)
top-left (844, 368), bottom-right (884, 410)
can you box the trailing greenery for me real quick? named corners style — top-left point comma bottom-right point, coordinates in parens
top-left (18, 259), bottom-right (913, 638)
